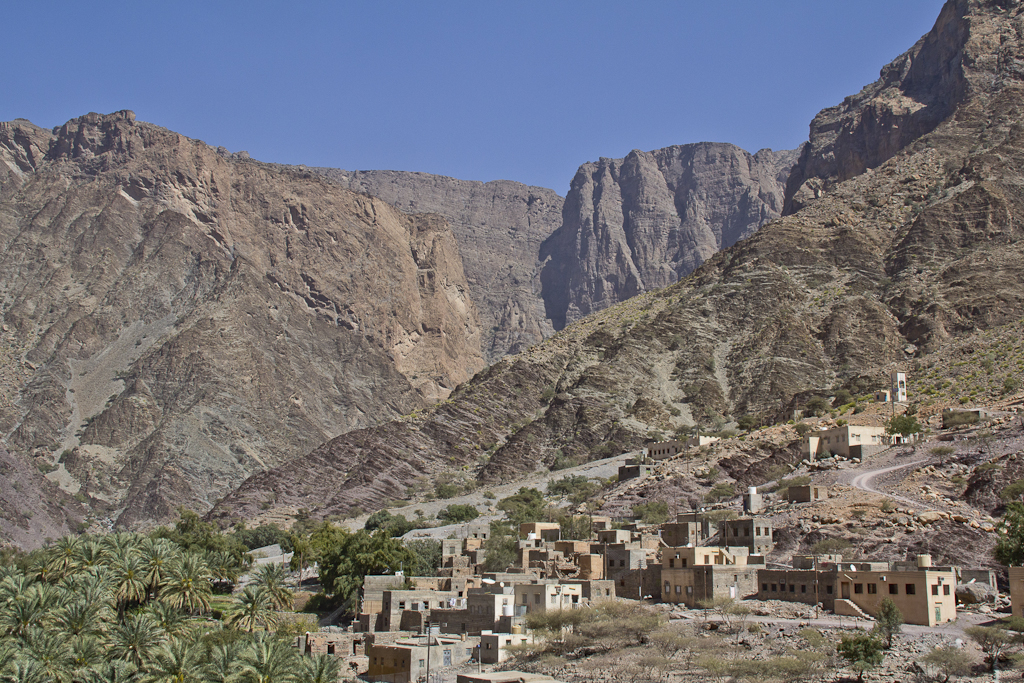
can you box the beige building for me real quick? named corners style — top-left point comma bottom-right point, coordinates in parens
top-left (366, 634), bottom-right (478, 683)
top-left (788, 484), bottom-right (829, 504)
top-left (479, 632), bottom-right (530, 664)
top-left (513, 581), bottom-right (583, 614)
top-left (803, 424), bottom-right (888, 459)
top-left (758, 555), bottom-right (956, 626)
top-left (661, 546), bottom-right (763, 607)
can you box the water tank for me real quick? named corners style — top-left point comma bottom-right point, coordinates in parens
top-left (511, 625), bottom-right (522, 634)
top-left (502, 604), bottom-right (514, 617)
top-left (917, 554), bottom-right (932, 568)
top-left (527, 532), bottom-right (537, 541)
top-left (748, 487), bottom-right (757, 496)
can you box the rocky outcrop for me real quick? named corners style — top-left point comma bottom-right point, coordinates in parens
top-left (315, 170), bottom-right (563, 361)
top-left (0, 111), bottom-right (483, 531)
top-left (540, 143), bottom-right (798, 329)
top-left (784, 0), bottom-right (980, 213)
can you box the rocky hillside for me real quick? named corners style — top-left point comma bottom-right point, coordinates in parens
top-left (0, 111), bottom-right (483, 529)
top-left (540, 143), bottom-right (798, 329)
top-left (210, 0), bottom-right (1024, 527)
top-left (314, 170), bottom-right (563, 361)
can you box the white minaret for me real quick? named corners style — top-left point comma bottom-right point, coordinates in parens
top-left (891, 371), bottom-right (907, 403)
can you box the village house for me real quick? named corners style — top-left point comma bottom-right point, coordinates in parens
top-left (788, 484), bottom-right (829, 504)
top-left (513, 581), bottom-right (584, 614)
top-left (803, 424), bottom-right (888, 459)
top-left (717, 517), bottom-right (774, 555)
top-left (757, 554), bottom-right (957, 626)
top-left (365, 633), bottom-right (479, 683)
top-left (618, 458), bottom-right (654, 481)
top-left (479, 632), bottom-right (531, 664)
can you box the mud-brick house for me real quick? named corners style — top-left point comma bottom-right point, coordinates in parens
top-left (803, 424), bottom-right (887, 459)
top-left (660, 546), bottom-right (762, 607)
top-left (757, 554), bottom-right (957, 626)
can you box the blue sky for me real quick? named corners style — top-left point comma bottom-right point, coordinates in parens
top-left (2, 1), bottom-right (945, 193)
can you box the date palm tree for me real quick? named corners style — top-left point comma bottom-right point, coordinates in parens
top-left (226, 586), bottom-right (277, 633)
top-left (301, 654), bottom-right (340, 683)
top-left (53, 599), bottom-right (109, 638)
top-left (145, 600), bottom-right (191, 639)
top-left (108, 613), bottom-right (165, 669)
top-left (236, 633), bottom-right (299, 683)
top-left (68, 635), bottom-right (107, 682)
top-left (21, 625), bottom-right (74, 683)
top-left (139, 538), bottom-right (179, 602)
top-left (160, 554), bottom-right (212, 616)
top-left (45, 537), bottom-right (83, 581)
top-left (250, 565), bottom-right (293, 611)
top-left (110, 550), bottom-right (148, 617)
top-left (204, 640), bottom-right (244, 683)
top-left (138, 637), bottom-right (206, 683)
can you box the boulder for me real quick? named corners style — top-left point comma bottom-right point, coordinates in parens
top-left (956, 582), bottom-right (996, 604)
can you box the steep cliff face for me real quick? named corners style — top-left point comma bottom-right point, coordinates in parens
top-left (315, 170), bottom-right (564, 361)
top-left (783, 0), bottom-right (981, 213)
top-left (539, 143), bottom-right (798, 329)
top-left (211, 0), bottom-right (1024, 528)
top-left (0, 111), bottom-right (483, 529)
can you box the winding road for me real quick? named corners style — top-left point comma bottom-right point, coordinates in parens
top-left (848, 458), bottom-right (929, 508)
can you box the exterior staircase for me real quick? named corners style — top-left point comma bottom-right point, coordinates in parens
top-left (833, 598), bottom-right (873, 620)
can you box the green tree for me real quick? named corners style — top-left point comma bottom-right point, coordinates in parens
top-left (996, 502), bottom-right (1024, 565)
top-left (837, 634), bottom-right (884, 683)
top-left (226, 586), bottom-right (279, 633)
top-left (558, 515), bottom-right (592, 541)
top-left (250, 564), bottom-right (293, 611)
top-left (138, 638), bottom-right (206, 683)
top-left (301, 653), bottom-right (341, 683)
top-left (633, 500), bottom-right (669, 524)
top-left (363, 510), bottom-right (414, 537)
top-left (437, 504), bottom-right (479, 523)
top-left (496, 488), bottom-right (546, 526)
top-left (965, 625), bottom-right (1017, 672)
top-left (236, 632), bottom-right (300, 683)
top-left (873, 597), bottom-right (903, 648)
top-left (160, 554), bottom-right (212, 615)
top-left (314, 525), bottom-right (415, 605)
top-left (804, 397), bottom-right (830, 417)
top-left (704, 483), bottom-right (736, 504)
top-left (108, 613), bottom-right (165, 669)
top-left (405, 539), bottom-right (442, 577)
top-left (886, 414), bottom-right (921, 437)
top-left (482, 523), bottom-right (518, 572)
top-left (922, 645), bottom-right (975, 682)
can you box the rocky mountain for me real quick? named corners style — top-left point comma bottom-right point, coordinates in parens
top-left (0, 111), bottom-right (483, 529)
top-left (540, 143), bottom-right (798, 329)
top-left (210, 0), bottom-right (1024, 527)
top-left (313, 170), bottom-right (563, 361)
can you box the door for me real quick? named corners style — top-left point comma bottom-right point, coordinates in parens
top-left (443, 649), bottom-right (451, 667)
top-left (841, 582), bottom-right (850, 599)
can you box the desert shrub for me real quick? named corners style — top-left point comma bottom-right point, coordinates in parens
top-left (1001, 479), bottom-right (1024, 502)
top-left (633, 500), bottom-right (669, 524)
top-left (794, 423), bottom-right (812, 436)
top-left (437, 504), bottom-right (479, 523)
top-left (930, 446), bottom-right (955, 457)
top-left (811, 537), bottom-right (851, 555)
top-left (922, 645), bottom-right (974, 682)
top-left (705, 482), bottom-right (736, 503)
top-left (804, 397), bottom-right (830, 417)
top-left (832, 389), bottom-right (853, 406)
top-left (737, 414), bottom-right (758, 431)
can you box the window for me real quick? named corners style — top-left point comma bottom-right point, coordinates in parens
top-left (789, 585), bottom-right (795, 593)
top-left (419, 660), bottom-right (425, 667)
top-left (682, 558), bottom-right (688, 567)
top-left (906, 584), bottom-right (916, 595)
top-left (755, 527), bottom-right (761, 536)
top-left (744, 528), bottom-right (750, 537)
top-left (399, 601), bottom-right (405, 609)
top-left (854, 584), bottom-right (863, 594)
top-left (771, 584), bottom-right (777, 592)
top-left (733, 528), bottom-right (739, 537)
top-left (675, 585), bottom-right (681, 594)
top-left (943, 585), bottom-right (950, 596)
top-left (704, 555), bottom-right (710, 564)
top-left (762, 583), bottom-right (768, 592)
top-left (620, 560), bottom-right (626, 567)
top-left (665, 582), bottom-right (671, 594)
top-left (686, 586), bottom-right (693, 595)
top-left (826, 586), bottom-right (833, 594)
top-left (669, 559), bottom-right (675, 568)
top-left (867, 584), bottom-right (876, 594)
top-left (801, 585), bottom-right (807, 594)
top-left (534, 594), bottom-right (541, 604)
top-left (889, 584), bottom-right (898, 595)
top-left (931, 585), bottom-right (939, 596)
